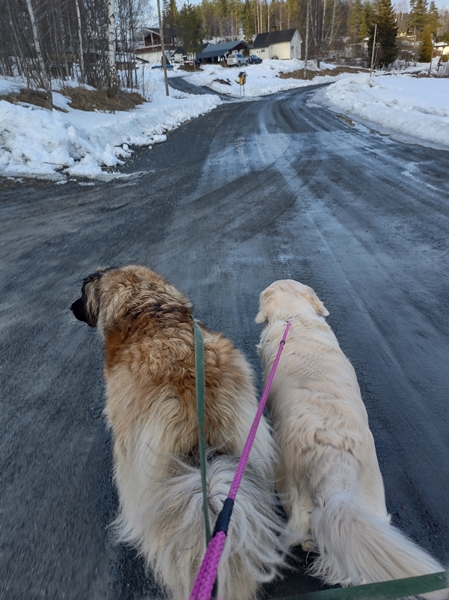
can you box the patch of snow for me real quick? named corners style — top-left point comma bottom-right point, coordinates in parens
top-left (314, 71), bottom-right (449, 150)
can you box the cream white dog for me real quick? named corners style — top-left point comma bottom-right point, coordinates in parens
top-left (256, 279), bottom-right (446, 593)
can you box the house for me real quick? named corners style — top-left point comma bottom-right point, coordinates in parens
top-left (252, 27), bottom-right (303, 60)
top-left (135, 27), bottom-right (178, 64)
top-left (435, 42), bottom-right (449, 57)
top-left (196, 41), bottom-right (250, 65)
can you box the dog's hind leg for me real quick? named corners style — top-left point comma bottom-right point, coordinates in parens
top-left (283, 480), bottom-right (316, 552)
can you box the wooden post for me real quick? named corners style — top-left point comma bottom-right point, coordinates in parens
top-left (370, 23), bottom-right (377, 77)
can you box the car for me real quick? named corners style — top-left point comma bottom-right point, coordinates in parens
top-left (226, 53), bottom-right (248, 67)
top-left (248, 55), bottom-right (263, 64)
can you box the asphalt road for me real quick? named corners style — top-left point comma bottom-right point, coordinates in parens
top-left (1, 83), bottom-right (448, 600)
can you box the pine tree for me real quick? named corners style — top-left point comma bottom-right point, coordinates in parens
top-left (419, 23), bottom-right (433, 60)
top-left (163, 0), bottom-right (179, 30)
top-left (427, 1), bottom-right (440, 34)
top-left (178, 1), bottom-right (204, 55)
top-left (348, 0), bottom-right (365, 42)
top-left (361, 1), bottom-right (375, 39)
top-left (242, 0), bottom-right (255, 39)
top-left (407, 0), bottom-right (429, 34)
top-left (368, 0), bottom-right (398, 67)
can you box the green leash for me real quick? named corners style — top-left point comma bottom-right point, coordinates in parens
top-left (276, 570), bottom-right (449, 600)
top-left (194, 321), bottom-right (212, 545)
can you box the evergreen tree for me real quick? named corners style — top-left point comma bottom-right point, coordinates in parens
top-left (348, 0), bottom-right (365, 41)
top-left (163, 0), bottom-right (179, 30)
top-left (368, 0), bottom-right (398, 67)
top-left (361, 1), bottom-right (375, 39)
top-left (427, 1), bottom-right (440, 34)
top-left (242, 0), bottom-right (255, 39)
top-left (419, 22), bottom-right (433, 59)
top-left (407, 0), bottom-right (429, 34)
top-left (178, 1), bottom-right (205, 55)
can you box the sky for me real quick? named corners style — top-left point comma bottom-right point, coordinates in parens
top-left (0, 59), bottom-right (448, 182)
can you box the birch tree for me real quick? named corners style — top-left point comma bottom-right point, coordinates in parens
top-left (25, 0), bottom-right (53, 104)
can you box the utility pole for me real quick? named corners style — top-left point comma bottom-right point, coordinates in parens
top-left (156, 0), bottom-right (169, 97)
top-left (370, 23), bottom-right (377, 77)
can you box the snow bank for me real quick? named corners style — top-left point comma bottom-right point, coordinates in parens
top-left (0, 71), bottom-right (221, 181)
top-left (315, 72), bottom-right (449, 150)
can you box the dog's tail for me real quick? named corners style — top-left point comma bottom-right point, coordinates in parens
top-left (307, 454), bottom-right (447, 599)
top-left (115, 454), bottom-right (286, 600)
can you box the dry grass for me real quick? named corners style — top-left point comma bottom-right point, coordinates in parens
top-left (0, 86), bottom-right (146, 112)
top-left (278, 66), bottom-right (369, 80)
top-left (61, 87), bottom-right (145, 112)
top-left (179, 64), bottom-right (203, 73)
top-left (0, 88), bottom-right (54, 109)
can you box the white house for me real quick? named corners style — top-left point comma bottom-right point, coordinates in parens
top-left (435, 41), bottom-right (449, 57)
top-left (252, 27), bottom-right (303, 60)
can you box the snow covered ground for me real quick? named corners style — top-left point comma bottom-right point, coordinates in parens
top-left (0, 59), bottom-right (448, 182)
top-left (314, 70), bottom-right (449, 150)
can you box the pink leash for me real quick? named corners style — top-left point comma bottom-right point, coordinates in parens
top-left (190, 321), bottom-right (291, 600)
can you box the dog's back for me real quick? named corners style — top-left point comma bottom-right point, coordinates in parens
top-left (72, 265), bottom-right (286, 600)
top-left (256, 279), bottom-right (446, 595)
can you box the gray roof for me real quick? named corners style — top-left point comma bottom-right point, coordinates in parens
top-left (196, 41), bottom-right (249, 60)
top-left (252, 29), bottom-right (299, 49)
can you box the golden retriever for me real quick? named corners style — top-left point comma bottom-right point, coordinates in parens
top-left (71, 265), bottom-right (285, 600)
top-left (256, 279), bottom-right (446, 594)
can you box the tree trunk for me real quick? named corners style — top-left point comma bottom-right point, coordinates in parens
top-left (75, 0), bottom-right (85, 81)
top-left (107, 0), bottom-right (117, 94)
top-left (25, 0), bottom-right (53, 106)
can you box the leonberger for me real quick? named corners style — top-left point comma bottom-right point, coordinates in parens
top-left (71, 265), bottom-right (285, 600)
top-left (256, 279), bottom-right (446, 596)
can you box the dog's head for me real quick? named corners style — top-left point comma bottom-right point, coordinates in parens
top-left (255, 279), bottom-right (329, 324)
top-left (71, 265), bottom-right (193, 334)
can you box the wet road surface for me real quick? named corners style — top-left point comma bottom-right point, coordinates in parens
top-left (1, 84), bottom-right (448, 600)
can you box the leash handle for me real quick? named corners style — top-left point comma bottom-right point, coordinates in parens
top-left (190, 321), bottom-right (291, 600)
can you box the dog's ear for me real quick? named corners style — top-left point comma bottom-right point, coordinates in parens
top-left (71, 272), bottom-right (103, 327)
top-left (255, 288), bottom-right (274, 323)
top-left (304, 287), bottom-right (329, 317)
top-left (71, 297), bottom-right (90, 324)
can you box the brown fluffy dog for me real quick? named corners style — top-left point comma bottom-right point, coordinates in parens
top-left (71, 265), bottom-right (285, 600)
top-left (256, 279), bottom-right (446, 598)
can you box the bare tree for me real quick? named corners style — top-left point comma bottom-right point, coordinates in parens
top-left (24, 0), bottom-right (53, 104)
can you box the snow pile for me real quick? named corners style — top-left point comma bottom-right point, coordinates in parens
top-left (0, 70), bottom-right (221, 181)
top-left (315, 72), bottom-right (449, 149)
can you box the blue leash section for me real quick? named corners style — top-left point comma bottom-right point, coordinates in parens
top-left (194, 321), bottom-right (212, 545)
top-left (275, 570), bottom-right (449, 600)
